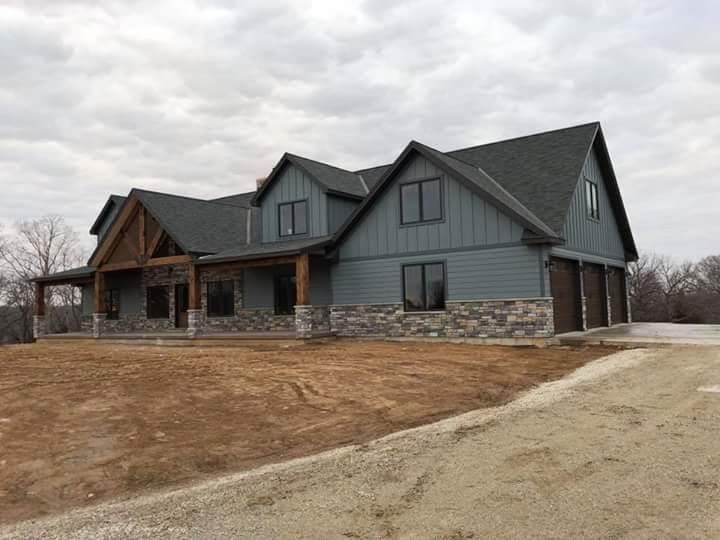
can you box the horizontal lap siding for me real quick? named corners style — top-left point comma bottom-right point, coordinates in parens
top-left (331, 246), bottom-right (543, 305)
top-left (561, 147), bottom-right (625, 260)
top-left (339, 154), bottom-right (524, 260)
top-left (261, 165), bottom-right (328, 243)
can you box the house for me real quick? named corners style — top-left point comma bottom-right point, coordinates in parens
top-left (32, 122), bottom-right (637, 343)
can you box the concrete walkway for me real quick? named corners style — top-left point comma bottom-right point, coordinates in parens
top-left (3, 346), bottom-right (720, 539)
top-left (558, 322), bottom-right (720, 346)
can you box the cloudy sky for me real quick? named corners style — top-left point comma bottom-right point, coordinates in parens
top-left (1, 0), bottom-right (718, 259)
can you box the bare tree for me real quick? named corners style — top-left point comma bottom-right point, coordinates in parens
top-left (697, 255), bottom-right (720, 295)
top-left (628, 253), bottom-right (664, 321)
top-left (0, 215), bottom-right (85, 341)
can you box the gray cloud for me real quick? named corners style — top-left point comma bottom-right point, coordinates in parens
top-left (0, 0), bottom-right (718, 259)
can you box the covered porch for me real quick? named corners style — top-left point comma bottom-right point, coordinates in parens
top-left (32, 250), bottom-right (332, 342)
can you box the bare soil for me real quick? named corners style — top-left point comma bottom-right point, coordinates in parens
top-left (0, 340), bottom-right (617, 524)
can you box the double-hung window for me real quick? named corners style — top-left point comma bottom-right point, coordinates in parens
top-left (278, 200), bottom-right (308, 237)
top-left (400, 178), bottom-right (442, 225)
top-left (402, 263), bottom-right (446, 312)
top-left (585, 178), bottom-right (600, 220)
top-left (207, 280), bottom-right (235, 317)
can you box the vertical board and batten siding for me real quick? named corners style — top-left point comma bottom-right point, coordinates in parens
top-left (261, 164), bottom-right (328, 243)
top-left (561, 147), bottom-right (625, 261)
top-left (332, 153), bottom-right (544, 304)
top-left (328, 195), bottom-right (359, 232)
top-left (332, 246), bottom-right (543, 305)
top-left (339, 154), bottom-right (524, 260)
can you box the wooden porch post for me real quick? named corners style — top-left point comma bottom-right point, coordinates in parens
top-left (35, 282), bottom-right (45, 316)
top-left (296, 253), bottom-right (310, 306)
top-left (188, 263), bottom-right (201, 310)
top-left (93, 271), bottom-right (106, 313)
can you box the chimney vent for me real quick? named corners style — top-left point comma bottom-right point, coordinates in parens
top-left (256, 177), bottom-right (267, 189)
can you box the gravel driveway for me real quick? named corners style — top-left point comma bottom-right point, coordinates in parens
top-left (3, 346), bottom-right (719, 539)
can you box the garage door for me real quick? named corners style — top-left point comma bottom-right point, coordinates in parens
top-left (607, 266), bottom-right (628, 324)
top-left (583, 263), bottom-right (607, 328)
top-left (550, 257), bottom-right (582, 334)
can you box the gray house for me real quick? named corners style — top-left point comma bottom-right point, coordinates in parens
top-left (32, 122), bottom-right (637, 343)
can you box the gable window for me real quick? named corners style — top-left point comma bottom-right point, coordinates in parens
top-left (400, 178), bottom-right (442, 225)
top-left (207, 280), bottom-right (235, 317)
top-left (278, 200), bottom-right (308, 237)
top-left (402, 262), bottom-right (446, 312)
top-left (146, 285), bottom-right (169, 319)
top-left (104, 289), bottom-right (120, 320)
top-left (274, 275), bottom-right (297, 315)
top-left (585, 178), bottom-right (600, 220)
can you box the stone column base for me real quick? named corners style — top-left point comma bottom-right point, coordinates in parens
top-left (92, 313), bottom-right (107, 338)
top-left (33, 315), bottom-right (46, 340)
top-left (295, 305), bottom-right (313, 339)
top-left (187, 309), bottom-right (205, 338)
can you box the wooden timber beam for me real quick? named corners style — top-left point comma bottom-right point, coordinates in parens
top-left (188, 263), bottom-right (201, 310)
top-left (94, 271), bottom-right (105, 313)
top-left (139, 207), bottom-right (146, 256)
top-left (146, 229), bottom-right (165, 260)
top-left (90, 196), bottom-right (140, 266)
top-left (197, 255), bottom-right (298, 274)
top-left (295, 253), bottom-right (310, 306)
top-left (35, 282), bottom-right (45, 317)
top-left (99, 254), bottom-right (191, 273)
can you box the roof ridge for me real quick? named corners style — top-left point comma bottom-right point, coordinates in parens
top-left (446, 121), bottom-right (600, 155)
top-left (354, 163), bottom-right (392, 174)
top-left (286, 152), bottom-right (356, 175)
top-left (132, 188), bottom-right (248, 209)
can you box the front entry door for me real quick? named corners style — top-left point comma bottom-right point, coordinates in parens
top-left (175, 283), bottom-right (189, 328)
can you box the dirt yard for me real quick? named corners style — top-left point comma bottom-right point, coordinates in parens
top-left (0, 340), bottom-right (617, 524)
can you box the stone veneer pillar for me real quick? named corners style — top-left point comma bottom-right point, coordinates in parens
top-left (32, 315), bottom-right (46, 340)
top-left (187, 309), bottom-right (204, 338)
top-left (92, 313), bottom-right (107, 338)
top-left (295, 305), bottom-right (313, 339)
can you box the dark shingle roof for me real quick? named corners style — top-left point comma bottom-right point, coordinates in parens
top-left (210, 191), bottom-right (256, 207)
top-left (134, 190), bottom-right (250, 255)
top-left (198, 236), bottom-right (333, 265)
top-left (287, 154), bottom-right (367, 198)
top-left (448, 122), bottom-right (599, 234)
top-left (32, 265), bottom-right (96, 283)
top-left (355, 164), bottom-right (390, 190)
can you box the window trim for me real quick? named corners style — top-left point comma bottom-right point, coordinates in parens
top-left (104, 288), bottom-right (120, 320)
top-left (585, 178), bottom-right (600, 221)
top-left (206, 279), bottom-right (235, 318)
top-left (399, 176), bottom-right (444, 226)
top-left (401, 261), bottom-right (447, 313)
top-left (146, 285), bottom-right (170, 320)
top-left (278, 198), bottom-right (309, 238)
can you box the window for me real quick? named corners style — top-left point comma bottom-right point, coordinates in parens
top-left (104, 289), bottom-right (120, 320)
top-left (146, 285), bottom-right (169, 319)
top-left (274, 275), bottom-right (297, 315)
top-left (585, 178), bottom-right (599, 220)
top-left (278, 200), bottom-right (308, 237)
top-left (400, 178), bottom-right (442, 225)
top-left (402, 263), bottom-right (446, 312)
top-left (207, 280), bottom-right (235, 317)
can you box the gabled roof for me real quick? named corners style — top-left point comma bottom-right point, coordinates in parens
top-left (133, 190), bottom-right (250, 255)
top-left (333, 140), bottom-right (562, 246)
top-left (252, 153), bottom-right (367, 205)
top-left (89, 195), bottom-right (126, 235)
top-left (448, 122), bottom-right (600, 234)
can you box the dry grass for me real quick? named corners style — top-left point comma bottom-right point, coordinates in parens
top-left (0, 340), bottom-right (618, 524)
